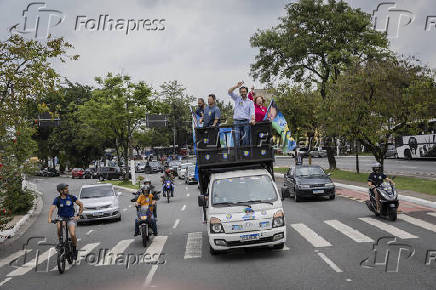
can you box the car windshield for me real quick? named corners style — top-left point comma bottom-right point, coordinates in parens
top-left (296, 167), bottom-right (325, 177)
top-left (211, 175), bottom-right (277, 205)
top-left (150, 161), bottom-right (160, 166)
top-left (80, 186), bottom-right (114, 198)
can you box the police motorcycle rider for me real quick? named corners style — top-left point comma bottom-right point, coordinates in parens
top-left (367, 162), bottom-right (395, 214)
top-left (134, 184), bottom-right (158, 236)
top-left (161, 168), bottom-right (175, 197)
top-left (48, 183), bottom-right (84, 260)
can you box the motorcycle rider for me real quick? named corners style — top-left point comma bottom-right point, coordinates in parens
top-left (368, 162), bottom-right (395, 214)
top-left (144, 178), bottom-right (159, 219)
top-left (134, 185), bottom-right (158, 236)
top-left (161, 168), bottom-right (175, 197)
top-left (48, 183), bottom-right (83, 260)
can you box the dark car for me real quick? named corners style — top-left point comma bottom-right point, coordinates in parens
top-left (84, 168), bottom-right (97, 179)
top-left (96, 167), bottom-right (122, 181)
top-left (281, 165), bottom-right (335, 202)
top-left (37, 167), bottom-right (59, 177)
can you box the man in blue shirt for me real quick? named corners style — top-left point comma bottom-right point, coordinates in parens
top-left (228, 81), bottom-right (255, 146)
top-left (200, 94), bottom-right (221, 127)
top-left (48, 183), bottom-right (83, 260)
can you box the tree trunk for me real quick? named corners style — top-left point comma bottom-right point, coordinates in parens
top-left (325, 137), bottom-right (336, 170)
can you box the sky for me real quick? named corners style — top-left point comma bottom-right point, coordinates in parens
top-left (1, 0), bottom-right (435, 103)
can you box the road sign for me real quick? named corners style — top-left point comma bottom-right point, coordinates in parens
top-left (146, 114), bottom-right (169, 128)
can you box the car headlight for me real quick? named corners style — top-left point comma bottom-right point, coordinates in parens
top-left (325, 183), bottom-right (334, 187)
top-left (298, 184), bottom-right (310, 189)
top-left (272, 210), bottom-right (284, 228)
top-left (210, 217), bottom-right (225, 233)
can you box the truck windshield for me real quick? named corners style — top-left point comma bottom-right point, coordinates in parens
top-left (211, 175), bottom-right (277, 206)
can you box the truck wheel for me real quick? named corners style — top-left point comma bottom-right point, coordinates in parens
top-left (294, 193), bottom-right (301, 202)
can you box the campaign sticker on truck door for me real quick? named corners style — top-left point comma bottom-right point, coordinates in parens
top-left (226, 213), bottom-right (232, 220)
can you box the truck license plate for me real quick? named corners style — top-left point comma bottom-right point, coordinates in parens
top-left (313, 190), bottom-right (324, 194)
top-left (240, 233), bottom-right (259, 241)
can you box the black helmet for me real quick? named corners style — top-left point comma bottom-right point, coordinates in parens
top-left (371, 162), bottom-right (381, 172)
top-left (57, 183), bottom-right (68, 192)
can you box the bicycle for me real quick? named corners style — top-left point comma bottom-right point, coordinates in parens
top-left (51, 218), bottom-right (74, 274)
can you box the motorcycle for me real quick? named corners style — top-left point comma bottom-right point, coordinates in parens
top-left (162, 180), bottom-right (174, 203)
top-left (365, 179), bottom-right (399, 221)
top-left (136, 206), bottom-right (154, 247)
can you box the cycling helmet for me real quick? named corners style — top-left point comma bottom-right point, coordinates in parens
top-left (371, 162), bottom-right (381, 172)
top-left (57, 183), bottom-right (68, 192)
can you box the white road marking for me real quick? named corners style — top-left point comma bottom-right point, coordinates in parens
top-left (143, 236), bottom-right (168, 287)
top-left (128, 205), bottom-right (132, 208)
top-left (186, 193), bottom-right (190, 197)
top-left (427, 212), bottom-right (436, 218)
top-left (85, 230), bottom-right (95, 236)
top-left (290, 224), bottom-right (332, 248)
top-left (7, 247), bottom-right (56, 277)
top-left (96, 239), bottom-right (135, 266)
top-left (184, 232), bottom-right (202, 259)
top-left (181, 205), bottom-right (186, 211)
top-left (0, 249), bottom-right (31, 268)
top-left (324, 220), bottom-right (374, 243)
top-left (123, 208), bottom-right (128, 212)
top-left (398, 214), bottom-right (436, 234)
top-left (0, 278), bottom-right (12, 287)
top-left (317, 252), bottom-right (343, 273)
top-left (144, 265), bottom-right (158, 287)
top-left (172, 219), bottom-right (180, 229)
top-left (359, 217), bottom-right (418, 239)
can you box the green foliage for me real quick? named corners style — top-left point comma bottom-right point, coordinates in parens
top-left (326, 58), bottom-right (436, 167)
top-left (250, 0), bottom-right (390, 98)
top-left (216, 99), bottom-right (234, 125)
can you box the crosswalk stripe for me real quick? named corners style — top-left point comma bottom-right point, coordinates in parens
top-left (0, 249), bottom-right (31, 269)
top-left (427, 212), bottom-right (436, 218)
top-left (359, 217), bottom-right (418, 239)
top-left (0, 277), bottom-right (12, 287)
top-left (7, 247), bottom-right (56, 277)
top-left (184, 232), bottom-right (202, 259)
top-left (324, 220), bottom-right (374, 243)
top-left (398, 214), bottom-right (436, 234)
top-left (290, 224), bottom-right (332, 247)
top-left (173, 219), bottom-right (180, 229)
top-left (96, 239), bottom-right (135, 266)
top-left (317, 252), bottom-right (343, 273)
top-left (141, 235), bottom-right (168, 264)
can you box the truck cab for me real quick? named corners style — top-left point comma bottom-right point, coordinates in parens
top-left (195, 122), bottom-right (286, 254)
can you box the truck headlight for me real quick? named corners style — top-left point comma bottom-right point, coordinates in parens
top-left (210, 217), bottom-right (225, 233)
top-left (272, 210), bottom-right (284, 228)
top-left (325, 183), bottom-right (334, 187)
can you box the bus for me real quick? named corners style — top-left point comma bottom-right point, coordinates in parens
top-left (395, 119), bottom-right (436, 159)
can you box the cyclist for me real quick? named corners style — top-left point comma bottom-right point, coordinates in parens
top-left (134, 185), bottom-right (158, 236)
top-left (48, 183), bottom-right (83, 260)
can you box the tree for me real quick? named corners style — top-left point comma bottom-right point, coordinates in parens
top-left (78, 73), bottom-right (154, 176)
top-left (216, 99), bottom-right (234, 125)
top-left (0, 34), bottom-right (76, 215)
top-left (249, 0), bottom-right (390, 169)
top-left (327, 58), bottom-right (436, 171)
top-left (158, 81), bottom-right (194, 149)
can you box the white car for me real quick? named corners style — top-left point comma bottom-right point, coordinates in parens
top-left (177, 163), bottom-right (193, 179)
top-left (198, 169), bottom-right (286, 255)
top-left (78, 184), bottom-right (121, 223)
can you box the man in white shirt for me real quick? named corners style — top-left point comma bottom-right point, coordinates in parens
top-left (228, 81), bottom-right (255, 146)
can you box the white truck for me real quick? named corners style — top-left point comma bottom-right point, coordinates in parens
top-left (196, 122), bottom-right (286, 255)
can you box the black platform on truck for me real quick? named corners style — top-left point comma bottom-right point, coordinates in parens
top-left (195, 121), bottom-right (275, 194)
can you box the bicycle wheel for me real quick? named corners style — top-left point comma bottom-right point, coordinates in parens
top-left (57, 248), bottom-right (66, 274)
top-left (66, 241), bottom-right (73, 264)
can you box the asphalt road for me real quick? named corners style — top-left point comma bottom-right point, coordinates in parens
top-left (1, 175), bottom-right (436, 290)
top-left (274, 156), bottom-right (436, 179)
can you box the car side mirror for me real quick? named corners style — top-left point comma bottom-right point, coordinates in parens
top-left (198, 195), bottom-right (207, 207)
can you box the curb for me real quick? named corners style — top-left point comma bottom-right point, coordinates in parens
top-left (113, 185), bottom-right (137, 193)
top-left (274, 173), bottom-right (436, 210)
top-left (0, 182), bottom-right (44, 244)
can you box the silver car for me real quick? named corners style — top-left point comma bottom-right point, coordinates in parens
top-left (78, 184), bottom-right (121, 223)
top-left (177, 163), bottom-right (193, 179)
top-left (184, 164), bottom-right (198, 184)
